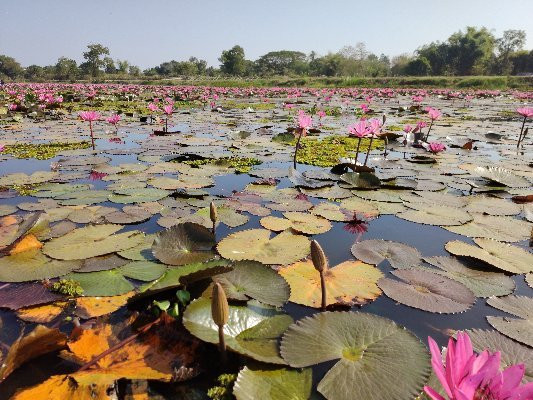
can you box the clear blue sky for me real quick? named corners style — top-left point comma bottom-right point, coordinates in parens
top-left (1, 0), bottom-right (532, 68)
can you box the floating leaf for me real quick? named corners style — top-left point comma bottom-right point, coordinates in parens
top-left (0, 325), bottom-right (67, 381)
top-left (75, 292), bottom-right (135, 319)
top-left (445, 238), bottom-right (533, 274)
top-left (486, 295), bottom-right (533, 347)
top-left (260, 212), bottom-right (331, 235)
top-left (340, 172), bottom-right (380, 189)
top-left (279, 259), bottom-right (382, 308)
top-left (0, 249), bottom-right (82, 282)
top-left (16, 302), bottom-right (68, 323)
top-left (443, 214), bottom-right (531, 242)
top-left (214, 261), bottom-right (290, 307)
top-left (43, 224), bottom-right (144, 260)
top-left (397, 203), bottom-right (471, 226)
top-left (11, 375), bottom-right (112, 400)
top-left (424, 256), bottom-right (515, 298)
top-left (65, 270), bottom-right (134, 296)
top-left (280, 312), bottom-right (430, 400)
top-left (141, 259), bottom-right (232, 293)
top-left (118, 233), bottom-right (156, 261)
top-left (152, 223), bottom-right (216, 266)
top-left (473, 166), bottom-right (530, 188)
top-left (183, 298), bottom-right (292, 364)
top-left (351, 239), bottom-right (422, 269)
top-left (465, 196), bottom-right (521, 216)
top-left (378, 268), bottom-right (475, 313)
top-left (118, 261), bottom-right (166, 281)
top-left (217, 229), bottom-right (310, 265)
top-left (310, 202), bottom-right (351, 221)
top-left (0, 283), bottom-right (63, 310)
top-left (233, 365), bottom-right (312, 400)
top-left (0, 204), bottom-right (16, 217)
top-left (109, 188), bottom-right (170, 204)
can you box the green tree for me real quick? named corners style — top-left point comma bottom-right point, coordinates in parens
top-left (496, 30), bottom-right (526, 74)
top-left (510, 50), bottom-right (533, 75)
top-left (0, 55), bottom-right (24, 80)
top-left (390, 54), bottom-right (412, 76)
top-left (54, 57), bottom-right (78, 80)
top-left (405, 57), bottom-right (432, 76)
top-left (255, 50), bottom-right (308, 76)
top-left (24, 65), bottom-right (46, 81)
top-left (80, 43), bottom-right (110, 76)
top-left (116, 60), bottom-right (130, 74)
top-left (447, 27), bottom-right (495, 75)
top-left (219, 45), bottom-right (248, 76)
top-left (128, 65), bottom-right (141, 76)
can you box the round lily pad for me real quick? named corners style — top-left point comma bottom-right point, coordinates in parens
top-left (217, 229), bottom-right (310, 266)
top-left (0, 205), bottom-right (17, 217)
top-left (280, 312), bottom-right (430, 400)
top-left (278, 260), bottom-right (382, 308)
top-left (42, 224), bottom-right (144, 260)
top-left (118, 261), bottom-right (167, 281)
top-left (378, 268), bottom-right (475, 313)
top-left (214, 261), bottom-right (290, 307)
top-left (152, 223), bottom-right (216, 266)
top-left (351, 239), bottom-right (422, 269)
top-left (445, 238), bottom-right (533, 274)
top-left (233, 365), bottom-right (312, 400)
top-left (108, 188), bottom-right (170, 204)
top-left (443, 214), bottom-right (531, 242)
top-left (473, 166), bottom-right (530, 188)
top-left (486, 295), bottom-right (533, 347)
top-left (65, 270), bottom-right (134, 296)
top-left (424, 256), bottom-right (515, 298)
top-left (183, 298), bottom-right (293, 364)
top-left (260, 212), bottom-right (331, 235)
top-left (397, 203), bottom-right (471, 226)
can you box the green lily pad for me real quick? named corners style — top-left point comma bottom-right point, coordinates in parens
top-left (217, 229), bottom-right (310, 265)
top-left (56, 190), bottom-right (111, 206)
top-left (108, 188), bottom-right (170, 204)
top-left (141, 259), bottom-right (232, 293)
top-left (260, 212), bottom-right (331, 235)
top-left (0, 249), bottom-right (82, 282)
top-left (445, 238), bottom-right (533, 274)
top-left (378, 268), bottom-right (475, 313)
top-left (280, 312), bottom-right (430, 400)
top-left (397, 203), bottom-right (471, 226)
top-left (65, 269), bottom-right (134, 296)
top-left (118, 261), bottom-right (167, 281)
top-left (118, 234), bottom-right (156, 261)
top-left (340, 172), bottom-right (380, 189)
top-left (42, 224), bottom-right (144, 260)
top-left (183, 298), bottom-right (292, 364)
top-left (152, 223), bottom-right (216, 266)
top-left (351, 239), bottom-right (422, 269)
top-left (486, 295), bottom-right (533, 347)
top-left (473, 166), bottom-right (530, 188)
top-left (0, 205), bottom-right (17, 217)
top-left (214, 261), bottom-right (290, 307)
top-left (424, 256), bottom-right (515, 298)
top-left (443, 214), bottom-right (531, 242)
top-left (233, 365), bottom-right (312, 400)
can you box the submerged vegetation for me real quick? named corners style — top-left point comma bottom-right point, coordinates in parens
top-left (3, 141), bottom-right (91, 159)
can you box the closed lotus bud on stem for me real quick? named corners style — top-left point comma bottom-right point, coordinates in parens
top-left (210, 201), bottom-right (217, 233)
top-left (311, 240), bottom-right (328, 273)
top-left (311, 240), bottom-right (328, 311)
top-left (211, 282), bottom-right (228, 362)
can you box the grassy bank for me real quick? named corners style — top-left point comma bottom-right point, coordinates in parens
top-left (125, 75), bottom-right (533, 90)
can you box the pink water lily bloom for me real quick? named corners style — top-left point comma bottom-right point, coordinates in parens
top-left (317, 110), bottom-right (326, 119)
top-left (516, 107), bottom-right (533, 118)
top-left (147, 103), bottom-right (159, 112)
top-left (0, 144), bottom-right (5, 152)
top-left (8, 104), bottom-right (18, 111)
top-left (106, 114), bottom-right (121, 126)
top-left (297, 110), bottom-right (312, 130)
top-left (426, 106), bottom-right (443, 121)
top-left (348, 121), bottom-right (371, 138)
top-left (427, 142), bottom-right (446, 153)
top-left (79, 111), bottom-right (100, 122)
top-left (403, 125), bottom-right (413, 133)
top-left (163, 104), bottom-right (173, 115)
top-left (369, 118), bottom-right (382, 134)
top-left (425, 332), bottom-right (533, 400)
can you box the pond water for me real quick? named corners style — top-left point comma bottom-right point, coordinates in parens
top-left (0, 86), bottom-right (532, 399)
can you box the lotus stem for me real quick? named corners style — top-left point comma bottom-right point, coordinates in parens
top-left (517, 116), bottom-right (527, 148)
top-left (212, 282), bottom-right (229, 363)
top-left (165, 117), bottom-right (168, 132)
top-left (354, 137), bottom-right (361, 162)
top-left (293, 128), bottom-right (304, 169)
top-left (311, 240), bottom-right (328, 311)
top-left (363, 135), bottom-right (374, 166)
top-left (89, 121), bottom-right (95, 150)
top-left (424, 120), bottom-right (434, 142)
top-left (210, 201), bottom-right (217, 235)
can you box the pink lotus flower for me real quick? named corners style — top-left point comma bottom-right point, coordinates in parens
top-left (426, 106), bottom-right (443, 121)
top-left (89, 171), bottom-right (107, 181)
top-left (516, 107), bottom-right (533, 118)
top-left (163, 104), bottom-right (173, 115)
top-left (79, 111), bottom-right (100, 122)
top-left (317, 110), bottom-right (326, 119)
top-left (106, 114), bottom-right (121, 126)
top-left (360, 103), bottom-right (370, 113)
top-left (0, 144), bottom-right (4, 152)
top-left (369, 118), bottom-right (382, 134)
top-left (8, 104), bottom-right (18, 111)
top-left (427, 142), bottom-right (446, 154)
top-left (348, 121), bottom-right (371, 138)
top-left (425, 332), bottom-right (533, 400)
top-left (404, 125), bottom-right (413, 133)
top-left (297, 110), bottom-right (312, 130)
top-left (413, 120), bottom-right (428, 133)
top-left (147, 103), bottom-right (159, 112)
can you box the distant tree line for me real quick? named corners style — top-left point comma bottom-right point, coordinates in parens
top-left (1, 27), bottom-right (532, 82)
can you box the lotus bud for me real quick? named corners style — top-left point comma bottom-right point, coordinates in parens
top-left (210, 201), bottom-right (217, 234)
top-left (211, 282), bottom-right (228, 327)
top-left (211, 282), bottom-right (228, 361)
top-left (382, 114), bottom-right (387, 126)
top-left (311, 240), bottom-right (328, 273)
